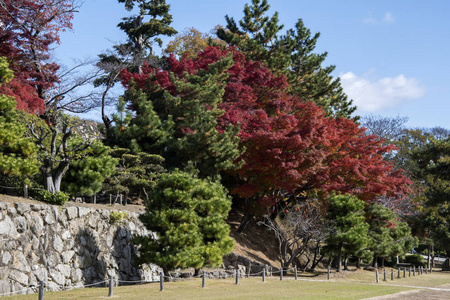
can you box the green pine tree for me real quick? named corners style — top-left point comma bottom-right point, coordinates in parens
top-left (112, 55), bottom-right (242, 178)
top-left (134, 170), bottom-right (234, 276)
top-left (61, 141), bottom-right (118, 197)
top-left (0, 57), bottom-right (38, 179)
top-left (217, 0), bottom-right (357, 119)
top-left (324, 193), bottom-right (369, 272)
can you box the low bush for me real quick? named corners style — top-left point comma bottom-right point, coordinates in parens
top-left (37, 190), bottom-right (69, 205)
top-left (110, 211), bottom-right (129, 225)
top-left (404, 254), bottom-right (425, 267)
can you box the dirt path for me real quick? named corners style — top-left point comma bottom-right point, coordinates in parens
top-left (364, 283), bottom-right (450, 299)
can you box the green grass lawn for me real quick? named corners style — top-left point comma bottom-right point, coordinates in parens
top-left (6, 270), bottom-right (450, 300)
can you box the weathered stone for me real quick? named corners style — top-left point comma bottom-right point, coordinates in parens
top-left (53, 234), bottom-right (64, 253)
top-left (13, 251), bottom-right (30, 273)
top-left (6, 203), bottom-right (16, 215)
top-left (14, 216), bottom-right (27, 234)
top-left (61, 230), bottom-right (71, 241)
top-left (45, 250), bottom-right (60, 267)
top-left (78, 207), bottom-right (89, 218)
top-left (29, 273), bottom-right (38, 287)
top-left (1, 251), bottom-right (12, 265)
top-left (31, 204), bottom-right (45, 211)
top-left (66, 207), bottom-right (78, 220)
top-left (61, 250), bottom-right (75, 264)
top-left (46, 281), bottom-right (59, 292)
top-left (44, 212), bottom-right (56, 225)
top-left (50, 269), bottom-right (65, 285)
top-left (0, 215), bottom-right (16, 236)
top-left (9, 269), bottom-right (29, 285)
top-left (33, 267), bottom-right (48, 282)
top-left (128, 221), bottom-right (136, 231)
top-left (15, 203), bottom-right (29, 215)
top-left (56, 264), bottom-right (71, 279)
top-left (29, 212), bottom-right (44, 237)
top-left (94, 260), bottom-right (107, 277)
top-left (71, 268), bottom-right (83, 283)
top-left (74, 253), bottom-right (92, 269)
top-left (31, 236), bottom-right (40, 251)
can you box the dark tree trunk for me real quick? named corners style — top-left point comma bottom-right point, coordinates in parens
top-left (236, 211), bottom-right (252, 234)
top-left (372, 254), bottom-right (378, 268)
top-left (343, 256), bottom-right (349, 271)
top-left (336, 243), bottom-right (343, 272)
top-left (194, 268), bottom-right (201, 277)
top-left (356, 257), bottom-right (361, 269)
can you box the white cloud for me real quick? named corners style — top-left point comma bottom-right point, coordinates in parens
top-left (364, 12), bottom-right (394, 24)
top-left (340, 72), bottom-right (425, 112)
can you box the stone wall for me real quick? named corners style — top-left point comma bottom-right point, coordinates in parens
top-left (0, 202), bottom-right (160, 295)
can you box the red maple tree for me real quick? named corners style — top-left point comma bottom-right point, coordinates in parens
top-left (0, 0), bottom-right (76, 114)
top-left (120, 46), bottom-right (411, 213)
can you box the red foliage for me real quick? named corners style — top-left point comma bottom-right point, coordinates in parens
top-left (0, 0), bottom-right (74, 113)
top-left (120, 46), bottom-right (411, 211)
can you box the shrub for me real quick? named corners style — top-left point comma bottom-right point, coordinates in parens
top-left (404, 254), bottom-right (425, 267)
top-left (37, 190), bottom-right (69, 205)
top-left (109, 211), bottom-right (129, 225)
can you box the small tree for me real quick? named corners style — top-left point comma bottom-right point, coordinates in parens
top-left (324, 194), bottom-right (369, 272)
top-left (61, 141), bottom-right (118, 197)
top-left (134, 170), bottom-right (234, 276)
top-left (259, 200), bottom-right (333, 272)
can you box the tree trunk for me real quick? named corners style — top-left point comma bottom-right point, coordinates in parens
top-left (336, 243), bottom-right (342, 272)
top-left (194, 268), bottom-right (201, 277)
top-left (343, 256), bottom-right (349, 271)
top-left (372, 254), bottom-right (378, 268)
top-left (236, 211), bottom-right (252, 234)
top-left (356, 257), bottom-right (361, 269)
top-left (380, 257), bottom-right (385, 268)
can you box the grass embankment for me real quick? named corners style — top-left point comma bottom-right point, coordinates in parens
top-left (6, 270), bottom-right (450, 300)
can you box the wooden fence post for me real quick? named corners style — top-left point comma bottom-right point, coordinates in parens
top-left (23, 183), bottom-right (28, 199)
top-left (202, 271), bottom-right (206, 288)
top-left (391, 269), bottom-right (394, 280)
top-left (160, 272), bottom-right (164, 291)
top-left (376, 270), bottom-right (379, 283)
top-left (262, 268), bottom-right (266, 282)
top-left (383, 269), bottom-right (387, 281)
top-left (327, 266), bottom-right (330, 280)
top-left (235, 269), bottom-right (239, 285)
top-left (295, 265), bottom-right (298, 280)
top-left (280, 267), bottom-right (283, 281)
top-left (108, 275), bottom-right (113, 297)
top-left (397, 268), bottom-right (400, 278)
top-left (38, 281), bottom-right (44, 300)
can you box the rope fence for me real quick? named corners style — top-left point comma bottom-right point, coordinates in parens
top-left (2, 265), bottom-right (431, 298)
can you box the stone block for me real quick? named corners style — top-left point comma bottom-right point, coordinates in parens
top-left (15, 203), bottom-right (29, 215)
top-left (66, 207), bottom-right (78, 220)
top-left (12, 251), bottom-right (30, 273)
top-left (0, 215), bottom-right (16, 237)
top-left (50, 269), bottom-right (65, 285)
top-left (61, 250), bottom-right (75, 264)
top-left (56, 264), bottom-right (71, 279)
top-left (78, 207), bottom-right (90, 218)
top-left (9, 269), bottom-right (29, 286)
top-left (71, 268), bottom-right (83, 283)
top-left (53, 234), bottom-right (64, 253)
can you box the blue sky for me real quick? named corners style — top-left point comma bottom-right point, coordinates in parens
top-left (55, 0), bottom-right (450, 129)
